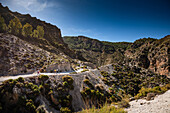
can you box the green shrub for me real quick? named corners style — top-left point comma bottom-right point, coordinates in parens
top-left (3, 79), bottom-right (15, 85)
top-left (66, 95), bottom-right (72, 101)
top-left (16, 82), bottom-right (24, 87)
top-left (83, 79), bottom-right (94, 89)
top-left (161, 84), bottom-right (170, 92)
top-left (36, 105), bottom-right (46, 113)
top-left (2, 79), bottom-right (16, 92)
top-left (62, 75), bottom-right (74, 85)
top-left (70, 72), bottom-right (77, 74)
top-left (26, 99), bottom-right (36, 112)
top-left (63, 81), bottom-right (69, 87)
top-left (135, 83), bottom-right (170, 99)
top-left (60, 107), bottom-right (71, 113)
top-left (84, 87), bottom-right (91, 95)
top-left (101, 77), bottom-right (110, 85)
top-left (100, 71), bottom-right (109, 77)
top-left (48, 90), bottom-right (53, 95)
top-left (61, 99), bottom-right (70, 107)
top-left (81, 69), bottom-right (89, 72)
top-left (118, 99), bottom-right (130, 108)
top-left (17, 77), bottom-right (25, 82)
top-left (39, 75), bottom-right (49, 81)
top-left (39, 85), bottom-right (44, 91)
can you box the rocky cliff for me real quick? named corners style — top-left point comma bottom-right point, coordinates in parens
top-left (125, 36), bottom-right (170, 77)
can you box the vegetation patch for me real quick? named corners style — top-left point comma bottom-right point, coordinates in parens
top-left (135, 84), bottom-right (170, 99)
top-left (80, 103), bottom-right (127, 113)
top-left (81, 69), bottom-right (89, 73)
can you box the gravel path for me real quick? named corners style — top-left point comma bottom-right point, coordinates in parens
top-left (0, 68), bottom-right (89, 82)
top-left (125, 90), bottom-right (170, 113)
top-left (0, 72), bottom-right (70, 82)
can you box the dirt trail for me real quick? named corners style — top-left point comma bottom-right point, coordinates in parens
top-left (0, 69), bottom-right (84, 82)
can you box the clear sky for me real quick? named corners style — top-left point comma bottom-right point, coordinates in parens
top-left (0, 0), bottom-right (170, 42)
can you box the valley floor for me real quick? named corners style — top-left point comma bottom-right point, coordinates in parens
top-left (125, 90), bottom-right (170, 113)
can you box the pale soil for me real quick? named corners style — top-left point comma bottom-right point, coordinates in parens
top-left (125, 90), bottom-right (170, 113)
top-left (0, 68), bottom-right (90, 82)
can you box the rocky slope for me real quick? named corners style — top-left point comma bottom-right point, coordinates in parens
top-left (63, 36), bottom-right (170, 76)
top-left (0, 33), bottom-right (73, 76)
top-left (0, 3), bottom-right (76, 58)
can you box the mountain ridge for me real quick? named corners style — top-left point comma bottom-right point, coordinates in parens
top-left (63, 35), bottom-right (170, 76)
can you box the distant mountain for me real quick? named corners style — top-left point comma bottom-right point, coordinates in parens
top-left (64, 36), bottom-right (170, 76)
top-left (63, 36), bottom-right (131, 65)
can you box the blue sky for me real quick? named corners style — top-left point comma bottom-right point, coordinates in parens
top-left (0, 0), bottom-right (170, 42)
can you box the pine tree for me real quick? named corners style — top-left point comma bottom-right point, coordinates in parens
top-left (37, 25), bottom-right (44, 39)
top-left (8, 17), bottom-right (22, 35)
top-left (0, 15), bottom-right (7, 32)
top-left (22, 23), bottom-right (33, 37)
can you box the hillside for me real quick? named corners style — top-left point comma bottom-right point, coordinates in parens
top-left (63, 36), bottom-right (131, 66)
top-left (0, 3), bottom-right (76, 58)
top-left (63, 36), bottom-right (170, 76)
top-left (0, 33), bottom-right (73, 76)
top-left (0, 64), bottom-right (169, 112)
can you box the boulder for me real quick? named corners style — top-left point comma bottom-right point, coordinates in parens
top-left (146, 93), bottom-right (156, 101)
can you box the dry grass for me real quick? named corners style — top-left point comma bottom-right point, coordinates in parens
top-left (79, 103), bottom-right (127, 113)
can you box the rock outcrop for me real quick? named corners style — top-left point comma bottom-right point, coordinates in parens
top-left (125, 36), bottom-right (170, 77)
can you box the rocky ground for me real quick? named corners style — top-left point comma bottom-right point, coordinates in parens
top-left (125, 90), bottom-right (170, 113)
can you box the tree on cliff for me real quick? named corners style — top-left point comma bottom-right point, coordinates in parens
top-left (8, 17), bottom-right (22, 35)
top-left (22, 23), bottom-right (33, 37)
top-left (0, 15), bottom-right (7, 32)
top-left (33, 25), bottom-right (44, 39)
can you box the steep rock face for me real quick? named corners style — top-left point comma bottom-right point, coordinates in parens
top-left (125, 36), bottom-right (170, 77)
